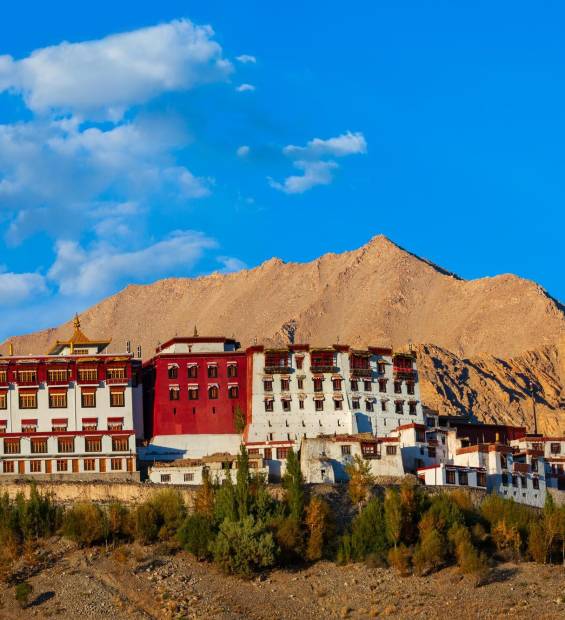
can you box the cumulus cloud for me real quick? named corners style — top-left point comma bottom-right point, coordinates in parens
top-left (216, 256), bottom-right (247, 273)
top-left (236, 54), bottom-right (256, 64)
top-left (48, 230), bottom-right (217, 296)
top-left (236, 145), bottom-right (250, 157)
top-left (268, 160), bottom-right (338, 194)
top-left (282, 131), bottom-right (367, 158)
top-left (0, 19), bottom-right (232, 119)
top-left (270, 131), bottom-right (367, 194)
top-left (0, 270), bottom-right (48, 305)
top-left (236, 83), bottom-right (255, 92)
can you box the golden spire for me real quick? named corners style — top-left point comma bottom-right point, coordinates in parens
top-left (8, 342), bottom-right (13, 356)
top-left (73, 313), bottom-right (81, 330)
top-left (193, 325), bottom-right (198, 337)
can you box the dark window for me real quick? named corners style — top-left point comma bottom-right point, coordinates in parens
top-left (188, 365), bottom-right (198, 378)
top-left (386, 445), bottom-right (397, 456)
top-left (350, 380), bottom-right (358, 391)
top-left (295, 357), bottom-right (303, 370)
top-left (264, 380), bottom-right (273, 392)
top-left (520, 474), bottom-right (527, 488)
top-left (169, 388), bottom-right (180, 401)
top-left (265, 400), bottom-right (274, 412)
top-left (341, 445), bottom-right (351, 456)
top-left (381, 400), bottom-right (387, 412)
top-left (208, 386), bottom-right (219, 399)
top-left (297, 378), bottom-right (304, 390)
top-left (512, 475), bottom-right (519, 488)
top-left (281, 378), bottom-right (290, 391)
top-left (334, 398), bottom-right (343, 411)
top-left (228, 386), bottom-right (239, 399)
top-left (501, 472), bottom-right (508, 486)
top-left (477, 472), bottom-right (487, 488)
top-left (264, 448), bottom-right (272, 460)
top-left (416, 430), bottom-right (425, 442)
top-left (394, 381), bottom-right (402, 394)
top-left (363, 380), bottom-right (372, 392)
top-left (446, 470), bottom-right (456, 484)
top-left (299, 399), bottom-right (304, 410)
top-left (282, 399), bottom-right (291, 412)
top-left (366, 400), bottom-right (374, 412)
top-left (428, 447), bottom-right (436, 458)
top-left (550, 443), bottom-right (561, 454)
top-left (332, 378), bottom-right (342, 391)
top-left (395, 401), bottom-right (403, 414)
top-left (532, 476), bottom-right (539, 490)
top-left (409, 402), bottom-right (417, 415)
top-left (168, 366), bottom-right (178, 379)
top-left (458, 471), bottom-right (468, 486)
top-left (379, 379), bottom-right (387, 393)
top-left (313, 378), bottom-right (323, 392)
top-left (188, 388), bottom-right (199, 400)
top-left (352, 399), bottom-right (360, 410)
top-left (277, 447), bottom-right (289, 459)
top-left (227, 364), bottom-right (238, 378)
top-left (315, 399), bottom-right (324, 412)
top-left (208, 365), bottom-right (218, 378)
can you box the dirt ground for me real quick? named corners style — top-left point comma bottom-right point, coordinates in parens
top-left (0, 540), bottom-right (563, 619)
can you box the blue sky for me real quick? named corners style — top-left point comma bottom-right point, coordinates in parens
top-left (0, 1), bottom-right (563, 339)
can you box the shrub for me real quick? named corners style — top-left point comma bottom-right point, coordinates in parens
top-left (214, 476), bottom-right (237, 524)
top-left (345, 455), bottom-right (374, 505)
top-left (150, 490), bottom-right (186, 540)
top-left (272, 515), bottom-right (304, 564)
top-left (194, 468), bottom-right (215, 518)
top-left (336, 533), bottom-right (353, 565)
top-left (351, 497), bottom-right (388, 562)
top-left (106, 502), bottom-right (130, 543)
top-left (132, 502), bottom-right (160, 544)
top-left (178, 513), bottom-right (215, 560)
top-left (480, 495), bottom-right (533, 540)
top-left (449, 525), bottom-right (489, 585)
top-left (528, 522), bottom-right (549, 564)
top-left (413, 514), bottom-right (446, 575)
top-left (305, 497), bottom-right (334, 562)
top-left (62, 502), bottom-right (105, 547)
top-left (491, 520), bottom-right (522, 561)
top-left (236, 444), bottom-right (251, 520)
top-left (212, 516), bottom-right (277, 577)
top-left (15, 581), bottom-right (33, 608)
top-left (387, 544), bottom-right (412, 576)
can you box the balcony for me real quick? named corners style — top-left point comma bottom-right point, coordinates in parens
top-left (393, 367), bottom-right (415, 378)
top-left (350, 368), bottom-right (372, 378)
top-left (16, 378), bottom-right (39, 387)
top-left (310, 366), bottom-right (339, 374)
top-left (77, 376), bottom-right (100, 386)
top-left (513, 462), bottom-right (530, 474)
top-left (263, 366), bottom-right (293, 374)
top-left (47, 379), bottom-right (70, 386)
top-left (106, 377), bottom-right (129, 385)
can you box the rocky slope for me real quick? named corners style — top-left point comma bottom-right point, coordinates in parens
top-left (2, 235), bottom-right (564, 433)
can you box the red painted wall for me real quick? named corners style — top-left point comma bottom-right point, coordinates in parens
top-left (143, 352), bottom-right (247, 437)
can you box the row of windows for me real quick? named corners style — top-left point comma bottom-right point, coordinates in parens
top-left (168, 364), bottom-right (238, 380)
top-left (501, 472), bottom-right (540, 490)
top-left (0, 368), bottom-right (127, 383)
top-left (263, 378), bottom-right (415, 394)
top-left (169, 385), bottom-right (239, 401)
top-left (0, 420), bottom-right (124, 434)
top-left (2, 436), bottom-right (130, 455)
top-left (263, 398), bottom-right (418, 414)
top-left (445, 469), bottom-right (487, 487)
top-left (1, 457), bottom-right (127, 474)
top-left (0, 391), bottom-right (125, 410)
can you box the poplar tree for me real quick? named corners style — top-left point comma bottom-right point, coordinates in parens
top-left (283, 448), bottom-right (304, 520)
top-left (236, 444), bottom-right (250, 519)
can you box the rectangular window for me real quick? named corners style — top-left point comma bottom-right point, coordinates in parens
top-left (377, 362), bottom-right (386, 374)
top-left (394, 381), bottom-right (402, 394)
top-left (381, 400), bottom-right (387, 412)
top-left (82, 419), bottom-right (98, 431)
top-left (366, 400), bottom-right (374, 412)
top-left (58, 437), bottom-right (74, 453)
top-left (106, 367), bottom-right (126, 380)
top-left (334, 398), bottom-right (343, 411)
top-left (295, 356), bottom-right (304, 370)
top-left (264, 400), bottom-right (274, 412)
top-left (84, 458), bottom-right (96, 471)
top-left (207, 365), bottom-right (218, 378)
top-left (532, 477), bottom-right (539, 490)
top-left (17, 370), bottom-right (37, 384)
top-left (19, 393), bottom-right (37, 409)
top-left (409, 402), bottom-right (417, 415)
top-left (111, 458), bottom-right (122, 471)
top-left (110, 390), bottom-right (125, 407)
top-left (112, 437), bottom-right (129, 451)
top-left (108, 418), bottom-right (123, 431)
top-left (188, 387), bottom-right (199, 400)
top-left (187, 364), bottom-right (198, 378)
top-left (299, 399), bottom-right (304, 410)
top-left (407, 382), bottom-right (415, 395)
top-left (281, 378), bottom-right (290, 391)
top-left (264, 380), bottom-right (273, 392)
top-left (168, 366), bottom-right (178, 379)
top-left (56, 460), bottom-right (68, 472)
top-left (282, 399), bottom-right (291, 412)
top-left (0, 393), bottom-right (6, 410)
top-left (531, 458), bottom-right (538, 473)
top-left (81, 391), bottom-right (96, 408)
top-left (276, 447), bottom-right (289, 460)
top-left (364, 380), bottom-right (372, 392)
top-left (48, 369), bottom-right (69, 383)
top-left (458, 471), bottom-right (468, 486)
top-left (395, 401), bottom-right (404, 414)
top-left (501, 472), bottom-right (508, 486)
top-left (49, 392), bottom-right (67, 408)
top-left (184, 473), bottom-right (194, 482)
top-left (169, 387), bottom-right (180, 401)
top-left (520, 474), bottom-right (527, 488)
top-left (315, 399), bottom-right (324, 412)
top-left (160, 474), bottom-right (171, 483)
top-left (341, 445), bottom-right (351, 456)
top-left (386, 445), bottom-right (397, 456)
top-left (264, 448), bottom-right (272, 460)
top-left (352, 398), bottom-right (360, 410)
top-left (78, 368), bottom-right (98, 382)
top-left (379, 379), bottom-right (387, 393)
top-left (446, 469), bottom-right (456, 484)
top-left (85, 437), bottom-right (102, 452)
top-left (332, 378), bottom-right (342, 391)
top-left (550, 443), bottom-right (561, 454)
top-left (313, 378), bottom-right (323, 392)
top-left (227, 364), bottom-right (238, 378)
top-left (500, 454), bottom-right (508, 469)
top-left (30, 460), bottom-right (42, 473)
top-left (428, 447), bottom-right (436, 458)
top-left (3, 460), bottom-right (14, 473)
top-left (208, 386), bottom-right (219, 399)
top-left (477, 472), bottom-right (487, 488)
top-left (4, 439), bottom-right (20, 454)
top-left (512, 475), bottom-right (519, 488)
top-left (350, 380), bottom-right (358, 391)
top-left (31, 438), bottom-right (48, 454)
top-left (416, 430), bottom-right (425, 443)
top-left (0, 371), bottom-right (6, 383)
top-left (297, 378), bottom-right (304, 390)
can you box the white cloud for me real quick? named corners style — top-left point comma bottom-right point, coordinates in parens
top-left (48, 230), bottom-right (217, 296)
top-left (0, 270), bottom-right (47, 305)
top-left (0, 116), bottom-right (212, 243)
top-left (236, 83), bottom-right (255, 92)
top-left (236, 145), bottom-right (250, 157)
top-left (0, 19), bottom-right (232, 119)
top-left (236, 54), bottom-right (256, 64)
top-left (269, 160), bottom-right (338, 194)
top-left (283, 131), bottom-right (367, 158)
top-left (216, 256), bottom-right (247, 273)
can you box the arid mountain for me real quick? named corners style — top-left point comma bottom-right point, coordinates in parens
top-left (2, 235), bottom-right (564, 433)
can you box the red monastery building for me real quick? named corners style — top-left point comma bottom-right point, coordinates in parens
top-left (142, 332), bottom-right (247, 441)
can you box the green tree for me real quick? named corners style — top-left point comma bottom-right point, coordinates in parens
top-left (178, 514), bottom-right (215, 560)
top-left (236, 444), bottom-right (251, 519)
top-left (384, 488), bottom-right (403, 547)
top-left (344, 455), bottom-right (374, 505)
top-left (350, 496), bottom-right (388, 562)
top-left (282, 448), bottom-right (304, 520)
top-left (233, 404), bottom-right (246, 434)
top-left (214, 475), bottom-right (237, 524)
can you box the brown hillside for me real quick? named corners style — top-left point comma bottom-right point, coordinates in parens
top-left (2, 235), bottom-right (564, 432)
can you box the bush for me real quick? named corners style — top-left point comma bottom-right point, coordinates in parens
top-left (178, 513), bottom-right (215, 560)
top-left (345, 455), bottom-right (374, 505)
top-left (15, 581), bottom-right (33, 608)
top-left (413, 517), bottom-right (446, 575)
top-left (272, 515), bottom-right (304, 564)
top-left (449, 525), bottom-right (489, 585)
top-left (150, 490), bottom-right (186, 540)
top-left (212, 516), bottom-right (277, 577)
top-left (528, 522), bottom-right (549, 564)
top-left (351, 497), bottom-right (388, 562)
top-left (106, 502), bottom-right (131, 543)
top-left (62, 502), bottom-right (105, 547)
top-left (305, 497), bottom-right (334, 562)
top-left (387, 544), bottom-right (412, 576)
top-left (336, 533), bottom-right (353, 565)
top-left (214, 476), bottom-right (237, 524)
top-left (132, 502), bottom-right (160, 544)
top-left (194, 468), bottom-right (215, 518)
top-left (491, 520), bottom-right (522, 561)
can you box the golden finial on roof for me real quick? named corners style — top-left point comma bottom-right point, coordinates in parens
top-left (8, 342), bottom-right (13, 356)
top-left (73, 313), bottom-right (81, 330)
top-left (194, 325), bottom-right (198, 337)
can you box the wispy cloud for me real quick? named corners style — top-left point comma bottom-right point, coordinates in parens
top-left (236, 145), bottom-right (250, 157)
top-left (269, 160), bottom-right (338, 194)
top-left (236, 54), bottom-right (256, 64)
top-left (236, 83), bottom-right (255, 92)
top-left (283, 131), bottom-right (367, 159)
top-left (0, 270), bottom-right (48, 306)
top-left (216, 256), bottom-right (247, 273)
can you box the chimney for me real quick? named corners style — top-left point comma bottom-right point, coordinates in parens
top-left (126, 340), bottom-right (131, 354)
top-left (137, 345), bottom-right (142, 359)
